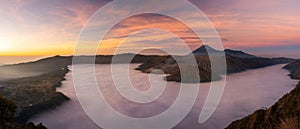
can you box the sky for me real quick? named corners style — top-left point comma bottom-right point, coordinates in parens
top-left (0, 0), bottom-right (299, 58)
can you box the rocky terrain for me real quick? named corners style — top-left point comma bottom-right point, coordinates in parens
top-left (165, 65), bottom-right (222, 83)
top-left (226, 59), bottom-right (300, 129)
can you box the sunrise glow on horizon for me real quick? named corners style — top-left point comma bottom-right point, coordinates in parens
top-left (0, 0), bottom-right (299, 57)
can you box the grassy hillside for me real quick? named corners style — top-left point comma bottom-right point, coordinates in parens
top-left (226, 59), bottom-right (300, 129)
top-left (226, 82), bottom-right (300, 129)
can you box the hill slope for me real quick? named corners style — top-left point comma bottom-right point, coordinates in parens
top-left (226, 59), bottom-right (300, 129)
top-left (0, 68), bottom-right (70, 124)
top-left (283, 59), bottom-right (300, 79)
top-left (0, 54), bottom-right (164, 81)
top-left (226, 82), bottom-right (300, 129)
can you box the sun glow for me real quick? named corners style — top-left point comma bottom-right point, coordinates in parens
top-left (0, 40), bottom-right (11, 52)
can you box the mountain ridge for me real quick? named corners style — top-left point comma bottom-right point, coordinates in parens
top-left (136, 45), bottom-right (294, 82)
top-left (192, 45), bottom-right (261, 59)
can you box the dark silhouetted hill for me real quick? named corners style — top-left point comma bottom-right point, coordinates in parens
top-left (0, 94), bottom-right (47, 129)
top-left (283, 59), bottom-right (300, 79)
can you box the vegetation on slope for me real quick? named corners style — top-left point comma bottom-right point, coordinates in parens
top-left (226, 59), bottom-right (300, 129)
top-left (0, 95), bottom-right (47, 129)
top-left (226, 82), bottom-right (300, 129)
top-left (0, 67), bottom-right (70, 124)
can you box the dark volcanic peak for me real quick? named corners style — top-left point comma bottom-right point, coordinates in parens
top-left (192, 45), bottom-right (257, 57)
top-left (192, 45), bottom-right (220, 54)
top-left (192, 45), bottom-right (258, 59)
top-left (224, 49), bottom-right (257, 58)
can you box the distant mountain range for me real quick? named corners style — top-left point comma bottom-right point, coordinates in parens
top-left (0, 54), bottom-right (162, 81)
top-left (0, 45), bottom-right (298, 126)
top-left (137, 45), bottom-right (294, 82)
top-left (0, 45), bottom-right (294, 82)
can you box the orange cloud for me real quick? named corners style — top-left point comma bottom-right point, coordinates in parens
top-left (0, 0), bottom-right (299, 57)
top-left (98, 13), bottom-right (206, 54)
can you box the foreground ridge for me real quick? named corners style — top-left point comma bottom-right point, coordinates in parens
top-left (226, 59), bottom-right (300, 129)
